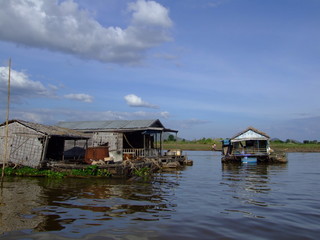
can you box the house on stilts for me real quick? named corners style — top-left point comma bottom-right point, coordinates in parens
top-left (221, 126), bottom-right (287, 163)
top-left (57, 119), bottom-right (181, 163)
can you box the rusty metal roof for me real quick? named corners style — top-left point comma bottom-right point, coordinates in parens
top-left (1, 120), bottom-right (89, 139)
top-left (56, 119), bottom-right (177, 132)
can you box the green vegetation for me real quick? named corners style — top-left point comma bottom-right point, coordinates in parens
top-left (4, 167), bottom-right (66, 178)
top-left (67, 165), bottom-right (112, 177)
top-left (270, 142), bottom-right (320, 152)
top-left (3, 165), bottom-right (112, 178)
top-left (163, 136), bottom-right (221, 151)
top-left (133, 167), bottom-right (151, 178)
top-left (163, 136), bottom-right (320, 152)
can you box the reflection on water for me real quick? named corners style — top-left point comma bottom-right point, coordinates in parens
top-left (1, 152), bottom-right (320, 240)
top-left (221, 163), bottom-right (288, 217)
top-left (0, 174), bottom-right (181, 235)
top-left (222, 163), bottom-right (288, 192)
top-left (0, 178), bottom-right (45, 234)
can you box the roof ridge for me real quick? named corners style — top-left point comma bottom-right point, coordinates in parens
top-left (232, 126), bottom-right (270, 139)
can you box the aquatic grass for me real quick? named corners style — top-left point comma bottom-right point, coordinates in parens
top-left (65, 165), bottom-right (112, 177)
top-left (3, 166), bottom-right (112, 178)
top-left (133, 167), bottom-right (151, 178)
top-left (97, 168), bottom-right (112, 177)
top-left (68, 165), bottom-right (98, 176)
top-left (4, 167), bottom-right (66, 178)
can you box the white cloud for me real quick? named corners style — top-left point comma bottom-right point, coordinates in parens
top-left (0, 108), bottom-right (170, 124)
top-left (0, 66), bottom-right (53, 101)
top-left (64, 93), bottom-right (93, 103)
top-left (0, 66), bottom-right (94, 106)
top-left (18, 112), bottom-right (46, 123)
top-left (207, 0), bottom-right (226, 8)
top-left (0, 0), bottom-right (173, 64)
top-left (129, 0), bottom-right (172, 27)
top-left (124, 94), bottom-right (159, 108)
top-left (0, 108), bottom-right (59, 124)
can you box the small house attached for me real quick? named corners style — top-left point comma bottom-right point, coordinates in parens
top-left (57, 119), bottom-right (178, 162)
top-left (0, 120), bottom-right (89, 168)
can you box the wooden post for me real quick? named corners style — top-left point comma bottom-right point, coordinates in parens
top-left (73, 140), bottom-right (76, 160)
top-left (41, 135), bottom-right (49, 164)
top-left (2, 59), bottom-right (11, 178)
top-left (143, 133), bottom-right (146, 157)
top-left (160, 132), bottom-right (163, 156)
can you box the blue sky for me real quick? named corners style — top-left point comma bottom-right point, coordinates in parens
top-left (0, 0), bottom-right (319, 141)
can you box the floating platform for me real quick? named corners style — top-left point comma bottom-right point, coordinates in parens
top-left (46, 155), bottom-right (193, 178)
top-left (221, 152), bottom-right (287, 164)
top-left (221, 127), bottom-right (288, 164)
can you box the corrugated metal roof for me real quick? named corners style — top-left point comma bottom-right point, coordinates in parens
top-left (231, 126), bottom-right (270, 141)
top-left (1, 120), bottom-right (89, 139)
top-left (56, 119), bottom-right (166, 131)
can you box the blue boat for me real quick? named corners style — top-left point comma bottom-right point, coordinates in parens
top-left (241, 156), bottom-right (257, 163)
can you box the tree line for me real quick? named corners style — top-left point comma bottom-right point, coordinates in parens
top-left (165, 135), bottom-right (319, 144)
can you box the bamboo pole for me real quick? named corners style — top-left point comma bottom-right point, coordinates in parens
top-left (2, 58), bottom-right (11, 178)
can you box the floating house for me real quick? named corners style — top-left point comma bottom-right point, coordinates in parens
top-left (57, 119), bottom-right (178, 162)
top-left (221, 127), bottom-right (287, 163)
top-left (0, 120), bottom-right (89, 168)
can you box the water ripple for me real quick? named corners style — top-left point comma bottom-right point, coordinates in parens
top-left (1, 152), bottom-right (320, 240)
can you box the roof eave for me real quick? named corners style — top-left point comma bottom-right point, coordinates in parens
top-left (231, 137), bottom-right (269, 142)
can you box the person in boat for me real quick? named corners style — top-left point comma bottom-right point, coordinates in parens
top-left (222, 139), bottom-right (232, 155)
top-left (212, 144), bottom-right (217, 151)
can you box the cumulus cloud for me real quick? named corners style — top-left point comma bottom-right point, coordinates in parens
top-left (0, 66), bottom-right (54, 101)
top-left (0, 0), bottom-right (173, 64)
top-left (129, 0), bottom-right (172, 27)
top-left (124, 94), bottom-right (159, 108)
top-left (64, 93), bottom-right (93, 103)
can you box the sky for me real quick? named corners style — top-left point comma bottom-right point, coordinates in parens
top-left (0, 0), bottom-right (319, 141)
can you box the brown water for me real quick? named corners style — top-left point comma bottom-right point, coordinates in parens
top-left (0, 152), bottom-right (320, 239)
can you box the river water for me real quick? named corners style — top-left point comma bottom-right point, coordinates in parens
top-left (0, 152), bottom-right (319, 240)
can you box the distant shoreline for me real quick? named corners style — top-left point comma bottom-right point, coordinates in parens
top-left (163, 142), bottom-right (320, 153)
